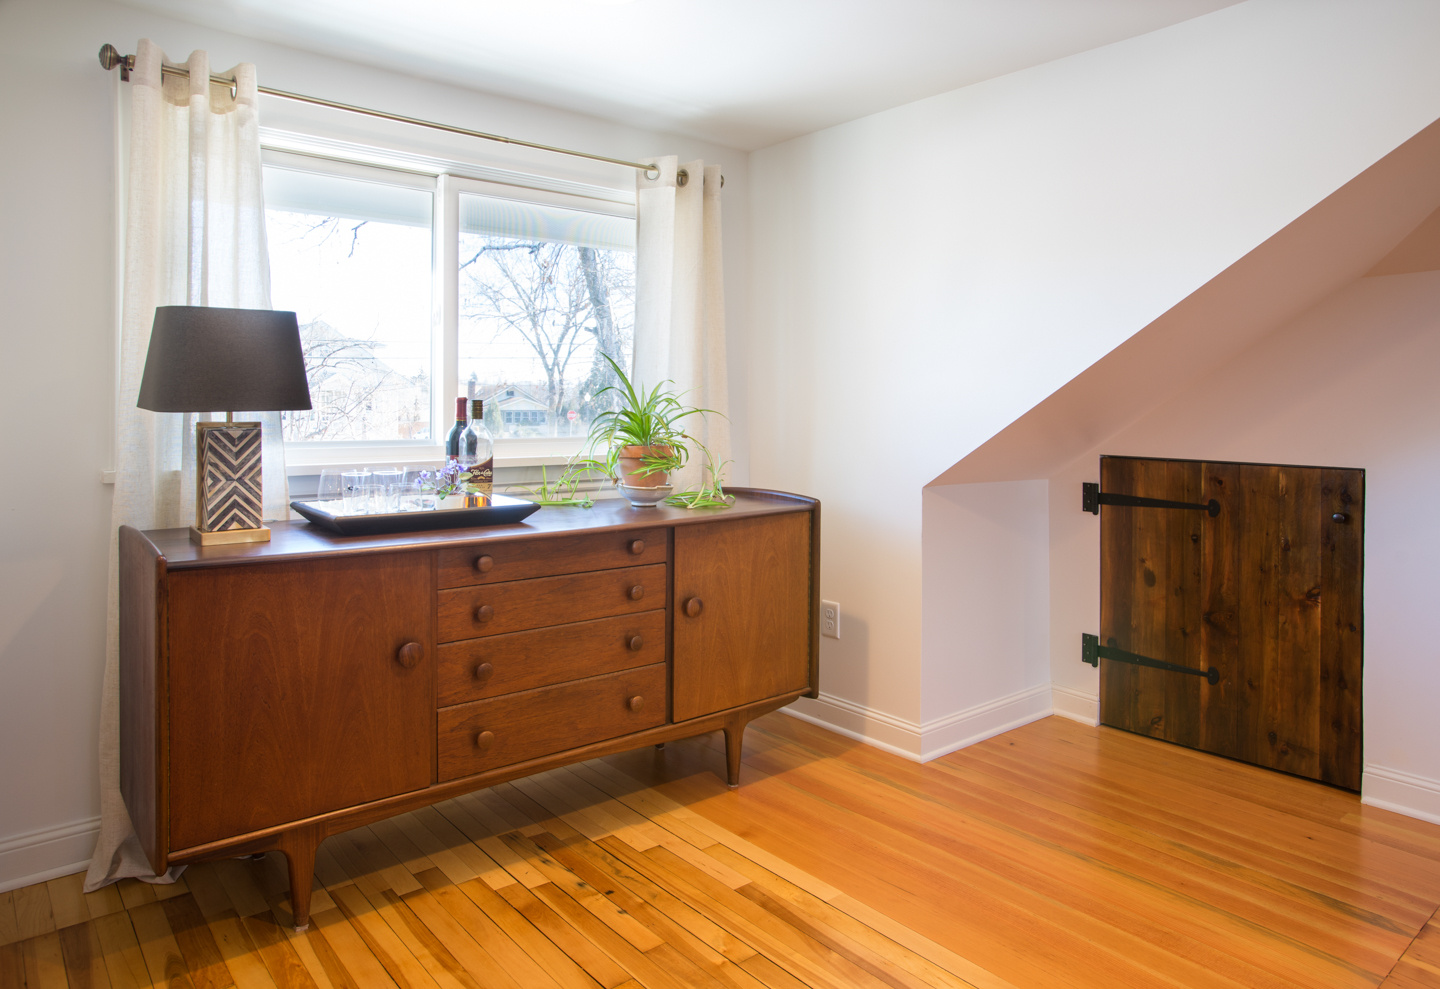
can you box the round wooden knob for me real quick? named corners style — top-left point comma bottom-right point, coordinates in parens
top-left (684, 597), bottom-right (703, 618)
top-left (1332, 513), bottom-right (1348, 524)
top-left (475, 605), bottom-right (494, 623)
top-left (629, 585), bottom-right (645, 601)
top-left (474, 554), bottom-right (494, 573)
top-left (476, 730), bottom-right (495, 748)
top-left (628, 635), bottom-right (644, 651)
top-left (627, 696), bottom-right (644, 712)
top-left (474, 662), bottom-right (494, 680)
top-left (629, 539), bottom-right (645, 555)
top-left (396, 642), bottom-right (423, 669)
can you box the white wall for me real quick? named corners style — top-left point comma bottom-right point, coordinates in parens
top-left (1047, 270), bottom-right (1440, 819)
top-left (0, 0), bottom-right (751, 889)
top-left (757, 0), bottom-right (1440, 754)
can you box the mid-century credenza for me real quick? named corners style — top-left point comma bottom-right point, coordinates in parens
top-left (119, 488), bottom-right (819, 929)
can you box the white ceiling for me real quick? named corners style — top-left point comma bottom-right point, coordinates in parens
top-left (119, 0), bottom-right (1241, 150)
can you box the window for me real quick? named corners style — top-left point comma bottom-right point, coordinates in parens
top-left (261, 146), bottom-right (636, 467)
top-left (264, 165), bottom-right (434, 444)
top-left (458, 192), bottom-right (635, 442)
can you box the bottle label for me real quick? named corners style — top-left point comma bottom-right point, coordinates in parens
top-left (464, 458), bottom-right (494, 494)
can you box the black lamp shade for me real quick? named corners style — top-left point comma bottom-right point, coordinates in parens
top-left (136, 306), bottom-right (313, 413)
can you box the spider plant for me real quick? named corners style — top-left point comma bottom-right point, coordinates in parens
top-left (504, 461), bottom-right (596, 508)
top-left (664, 439), bottom-right (735, 509)
top-left (583, 354), bottom-right (712, 486)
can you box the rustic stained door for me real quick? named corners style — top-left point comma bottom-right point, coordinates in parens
top-left (1097, 456), bottom-right (1364, 790)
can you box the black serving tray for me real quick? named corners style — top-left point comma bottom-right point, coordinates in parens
top-left (291, 493), bottom-right (540, 536)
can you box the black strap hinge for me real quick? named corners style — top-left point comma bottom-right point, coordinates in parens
top-left (1083, 482), bottom-right (1219, 517)
top-left (1082, 633), bottom-right (1219, 685)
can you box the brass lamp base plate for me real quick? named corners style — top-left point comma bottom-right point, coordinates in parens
top-left (189, 525), bottom-right (272, 546)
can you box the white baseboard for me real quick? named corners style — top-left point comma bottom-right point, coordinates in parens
top-left (0, 817), bottom-right (98, 893)
top-left (782, 694), bottom-right (925, 761)
top-left (782, 683), bottom-right (1054, 763)
top-left (1051, 684), bottom-right (1100, 726)
top-left (917, 684), bottom-right (1053, 761)
top-left (1362, 765), bottom-right (1440, 826)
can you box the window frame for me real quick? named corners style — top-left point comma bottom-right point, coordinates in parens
top-left (260, 132), bottom-right (637, 473)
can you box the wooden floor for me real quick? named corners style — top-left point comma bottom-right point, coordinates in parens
top-left (4, 713), bottom-right (1440, 988)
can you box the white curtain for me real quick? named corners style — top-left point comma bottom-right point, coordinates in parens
top-left (86, 40), bottom-right (284, 890)
top-left (633, 157), bottom-right (730, 490)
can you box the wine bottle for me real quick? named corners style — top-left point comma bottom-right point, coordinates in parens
top-left (460, 398), bottom-right (494, 499)
top-left (444, 397), bottom-right (468, 464)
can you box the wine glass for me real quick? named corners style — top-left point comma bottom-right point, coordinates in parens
top-left (372, 468), bottom-right (404, 514)
top-left (341, 470), bottom-right (371, 515)
top-left (316, 468), bottom-right (344, 510)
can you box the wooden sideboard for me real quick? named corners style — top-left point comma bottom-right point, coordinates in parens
top-left (119, 488), bottom-right (818, 929)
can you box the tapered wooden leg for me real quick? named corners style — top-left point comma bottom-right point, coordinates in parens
top-left (722, 715), bottom-right (749, 789)
top-left (277, 827), bottom-right (320, 931)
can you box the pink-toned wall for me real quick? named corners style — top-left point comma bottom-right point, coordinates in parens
top-left (1048, 270), bottom-right (1440, 820)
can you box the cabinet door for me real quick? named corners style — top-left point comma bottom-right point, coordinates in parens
top-left (673, 513), bottom-right (812, 721)
top-left (167, 553), bottom-right (433, 848)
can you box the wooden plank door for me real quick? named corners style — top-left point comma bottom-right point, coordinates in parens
top-left (1098, 456), bottom-right (1364, 789)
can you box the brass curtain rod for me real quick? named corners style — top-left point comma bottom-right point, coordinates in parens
top-left (98, 43), bottom-right (661, 177)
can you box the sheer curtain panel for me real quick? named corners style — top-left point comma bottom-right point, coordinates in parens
top-left (86, 40), bottom-right (285, 890)
top-left (633, 157), bottom-right (731, 490)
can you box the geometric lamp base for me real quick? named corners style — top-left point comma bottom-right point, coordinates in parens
top-left (189, 524), bottom-right (271, 546)
top-left (194, 420), bottom-right (268, 541)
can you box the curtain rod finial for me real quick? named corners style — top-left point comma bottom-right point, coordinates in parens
top-left (98, 44), bottom-right (133, 80)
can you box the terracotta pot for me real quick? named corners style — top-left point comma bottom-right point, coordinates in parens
top-left (617, 445), bottom-right (672, 488)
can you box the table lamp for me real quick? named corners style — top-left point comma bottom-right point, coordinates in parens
top-left (137, 306), bottom-right (312, 545)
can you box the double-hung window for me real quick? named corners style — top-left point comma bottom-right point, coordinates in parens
top-left (261, 145), bottom-right (636, 471)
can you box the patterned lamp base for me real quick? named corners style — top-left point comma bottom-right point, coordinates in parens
top-left (191, 422), bottom-right (270, 545)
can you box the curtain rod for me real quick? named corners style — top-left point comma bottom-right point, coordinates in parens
top-left (98, 43), bottom-right (661, 178)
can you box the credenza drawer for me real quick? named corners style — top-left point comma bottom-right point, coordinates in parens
top-left (438, 528), bottom-right (667, 587)
top-left (438, 664), bottom-right (667, 780)
top-left (437, 563), bottom-right (667, 641)
top-left (438, 610), bottom-right (666, 706)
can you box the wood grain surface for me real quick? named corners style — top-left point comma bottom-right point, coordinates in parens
top-left (438, 665), bottom-right (668, 780)
top-left (673, 514), bottom-right (812, 721)
top-left (1099, 456), bottom-right (1364, 789)
top-left (437, 564), bottom-right (668, 641)
top-left (437, 526), bottom-right (668, 587)
top-left (166, 553), bottom-right (435, 849)
top-left (13, 712), bottom-right (1440, 989)
top-left (438, 610), bottom-right (667, 705)
top-left (118, 526), bottom-right (167, 876)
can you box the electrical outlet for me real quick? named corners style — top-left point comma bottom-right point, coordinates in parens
top-left (821, 599), bottom-right (840, 639)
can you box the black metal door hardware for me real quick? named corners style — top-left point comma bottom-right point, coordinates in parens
top-left (1082, 633), bottom-right (1219, 685)
top-left (1083, 482), bottom-right (1220, 517)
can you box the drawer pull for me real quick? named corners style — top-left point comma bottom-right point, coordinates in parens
top-left (396, 642), bottom-right (424, 669)
top-left (475, 605), bottom-right (494, 623)
top-left (684, 597), bottom-right (704, 618)
top-left (474, 662), bottom-right (494, 680)
top-left (629, 585), bottom-right (645, 601)
top-left (629, 539), bottom-right (645, 555)
top-left (476, 730), bottom-right (495, 748)
top-left (474, 554), bottom-right (494, 573)
top-left (628, 695), bottom-right (645, 712)
top-left (628, 634), bottom-right (644, 651)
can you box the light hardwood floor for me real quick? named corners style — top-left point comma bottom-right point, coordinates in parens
top-left (3, 713), bottom-right (1439, 988)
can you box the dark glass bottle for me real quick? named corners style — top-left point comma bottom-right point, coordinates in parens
top-left (444, 396), bottom-right (468, 464)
